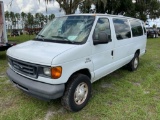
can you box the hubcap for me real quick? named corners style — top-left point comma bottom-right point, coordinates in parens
top-left (74, 82), bottom-right (88, 105)
top-left (134, 57), bottom-right (138, 68)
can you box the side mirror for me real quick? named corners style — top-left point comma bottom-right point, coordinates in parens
top-left (94, 32), bottom-right (110, 45)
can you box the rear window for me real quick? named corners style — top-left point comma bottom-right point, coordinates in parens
top-left (130, 20), bottom-right (143, 37)
top-left (113, 18), bottom-right (131, 40)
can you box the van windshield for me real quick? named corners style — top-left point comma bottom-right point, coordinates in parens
top-left (35, 16), bottom-right (95, 44)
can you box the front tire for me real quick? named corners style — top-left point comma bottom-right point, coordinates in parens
top-left (128, 53), bottom-right (139, 71)
top-left (61, 74), bottom-right (91, 112)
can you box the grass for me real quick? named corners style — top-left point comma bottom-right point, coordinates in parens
top-left (0, 35), bottom-right (160, 120)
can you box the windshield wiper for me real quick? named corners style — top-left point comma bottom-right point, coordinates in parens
top-left (51, 36), bottom-right (67, 40)
top-left (51, 36), bottom-right (75, 43)
top-left (37, 34), bottom-right (45, 41)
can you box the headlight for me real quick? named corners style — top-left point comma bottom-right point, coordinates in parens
top-left (42, 66), bottom-right (62, 79)
top-left (43, 67), bottom-right (51, 76)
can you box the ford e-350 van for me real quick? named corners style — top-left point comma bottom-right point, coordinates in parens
top-left (6, 14), bottom-right (147, 112)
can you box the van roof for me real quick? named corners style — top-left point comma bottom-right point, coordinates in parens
top-left (61, 14), bottom-right (141, 21)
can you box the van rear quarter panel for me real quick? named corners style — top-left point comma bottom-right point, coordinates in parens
top-left (113, 19), bottom-right (146, 63)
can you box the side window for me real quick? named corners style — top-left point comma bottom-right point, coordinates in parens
top-left (113, 18), bottom-right (131, 40)
top-left (130, 20), bottom-right (143, 37)
top-left (93, 18), bottom-right (111, 40)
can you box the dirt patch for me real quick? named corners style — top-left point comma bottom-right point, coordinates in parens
top-left (132, 82), bottom-right (141, 86)
top-left (0, 72), bottom-right (6, 78)
top-left (144, 91), bottom-right (150, 94)
top-left (153, 95), bottom-right (160, 101)
top-left (82, 113), bottom-right (100, 120)
top-left (157, 64), bottom-right (160, 69)
top-left (0, 96), bottom-right (17, 112)
top-left (0, 100), bottom-right (14, 109)
top-left (101, 83), bottom-right (113, 89)
top-left (0, 80), bottom-right (10, 85)
top-left (44, 107), bottom-right (67, 120)
top-left (111, 72), bottom-right (121, 79)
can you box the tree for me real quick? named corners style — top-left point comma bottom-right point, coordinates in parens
top-left (134, 0), bottom-right (160, 21)
top-left (35, 13), bottom-right (41, 27)
top-left (15, 13), bottom-right (20, 29)
top-left (9, 11), bottom-right (16, 29)
top-left (41, 0), bottom-right (83, 14)
top-left (48, 14), bottom-right (55, 21)
top-left (79, 0), bottom-right (160, 21)
top-left (26, 13), bottom-right (34, 28)
top-left (79, 0), bottom-right (92, 13)
top-left (21, 12), bottom-right (27, 29)
top-left (5, 11), bottom-right (10, 21)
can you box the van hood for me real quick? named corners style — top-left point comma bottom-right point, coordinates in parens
top-left (7, 40), bottom-right (76, 65)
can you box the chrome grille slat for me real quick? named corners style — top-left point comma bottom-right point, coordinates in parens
top-left (21, 69), bottom-right (34, 74)
top-left (8, 57), bottom-right (38, 78)
top-left (12, 61), bottom-right (34, 70)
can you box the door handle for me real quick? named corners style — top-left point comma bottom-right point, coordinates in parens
top-left (111, 50), bottom-right (113, 56)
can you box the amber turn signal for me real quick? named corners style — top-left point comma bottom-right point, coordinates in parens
top-left (51, 66), bottom-right (62, 79)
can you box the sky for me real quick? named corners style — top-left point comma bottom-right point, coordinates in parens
top-left (2, 0), bottom-right (66, 16)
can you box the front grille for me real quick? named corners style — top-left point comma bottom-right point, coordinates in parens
top-left (8, 57), bottom-right (38, 78)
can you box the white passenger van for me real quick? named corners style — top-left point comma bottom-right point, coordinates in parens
top-left (7, 14), bottom-right (147, 112)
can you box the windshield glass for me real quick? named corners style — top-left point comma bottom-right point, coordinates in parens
top-left (35, 15), bottom-right (95, 44)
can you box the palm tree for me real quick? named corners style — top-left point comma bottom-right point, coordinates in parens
top-left (35, 13), bottom-right (41, 27)
top-left (5, 11), bottom-right (10, 21)
top-left (10, 11), bottom-right (15, 30)
top-left (21, 12), bottom-right (27, 29)
top-left (15, 13), bottom-right (20, 29)
top-left (26, 12), bottom-right (34, 28)
top-left (45, 15), bottom-right (48, 23)
top-left (48, 14), bottom-right (55, 21)
top-left (39, 13), bottom-right (45, 27)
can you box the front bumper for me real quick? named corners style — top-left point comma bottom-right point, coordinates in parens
top-left (7, 68), bottom-right (65, 100)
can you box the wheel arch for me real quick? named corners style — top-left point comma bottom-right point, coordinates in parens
top-left (65, 68), bottom-right (91, 86)
top-left (69, 68), bottom-right (91, 79)
top-left (135, 49), bottom-right (140, 56)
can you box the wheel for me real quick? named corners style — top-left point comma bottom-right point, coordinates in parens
top-left (61, 74), bottom-right (91, 112)
top-left (128, 53), bottom-right (139, 71)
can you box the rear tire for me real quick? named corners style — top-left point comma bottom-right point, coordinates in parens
top-left (61, 74), bottom-right (91, 112)
top-left (128, 53), bottom-right (139, 71)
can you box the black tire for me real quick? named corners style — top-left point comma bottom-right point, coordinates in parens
top-left (61, 74), bottom-right (91, 112)
top-left (128, 53), bottom-right (139, 71)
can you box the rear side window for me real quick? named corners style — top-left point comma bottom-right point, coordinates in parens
top-left (130, 20), bottom-right (143, 37)
top-left (113, 18), bottom-right (131, 40)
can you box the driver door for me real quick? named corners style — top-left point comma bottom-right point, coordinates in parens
top-left (91, 17), bottom-right (114, 81)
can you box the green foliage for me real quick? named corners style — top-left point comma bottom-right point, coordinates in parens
top-left (79, 0), bottom-right (92, 13)
top-left (78, 0), bottom-right (160, 20)
top-left (153, 24), bottom-right (156, 28)
top-left (5, 11), bottom-right (55, 29)
top-left (8, 0), bottom-right (160, 20)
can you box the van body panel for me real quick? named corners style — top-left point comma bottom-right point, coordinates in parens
top-left (90, 16), bottom-right (114, 81)
top-left (6, 14), bottom-right (147, 100)
top-left (7, 40), bottom-right (77, 65)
